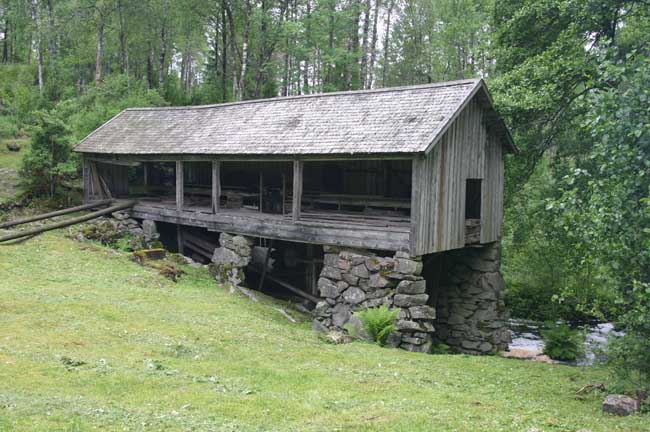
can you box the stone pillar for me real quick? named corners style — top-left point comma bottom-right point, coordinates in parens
top-left (142, 219), bottom-right (159, 243)
top-left (209, 233), bottom-right (254, 287)
top-left (313, 247), bottom-right (436, 353)
top-left (433, 242), bottom-right (510, 355)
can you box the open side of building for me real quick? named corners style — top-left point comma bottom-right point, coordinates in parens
top-left (74, 78), bottom-right (516, 354)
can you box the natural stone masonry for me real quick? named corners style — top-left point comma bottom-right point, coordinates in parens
top-left (432, 242), bottom-right (510, 355)
top-left (210, 233), bottom-right (254, 286)
top-left (313, 246), bottom-right (436, 353)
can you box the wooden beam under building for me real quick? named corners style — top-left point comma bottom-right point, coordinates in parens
top-left (292, 160), bottom-right (303, 222)
top-left (176, 161), bottom-right (184, 212)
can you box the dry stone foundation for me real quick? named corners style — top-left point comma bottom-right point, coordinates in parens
top-left (432, 242), bottom-right (510, 355)
top-left (210, 233), bottom-right (254, 286)
top-left (313, 246), bottom-right (436, 353)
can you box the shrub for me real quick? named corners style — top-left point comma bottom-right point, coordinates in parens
top-left (0, 116), bottom-right (18, 140)
top-left (541, 321), bottom-right (584, 361)
top-left (354, 305), bottom-right (399, 347)
top-left (20, 110), bottom-right (76, 197)
top-left (607, 281), bottom-right (650, 392)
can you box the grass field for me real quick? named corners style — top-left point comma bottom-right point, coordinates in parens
top-left (0, 138), bottom-right (29, 203)
top-left (0, 233), bottom-right (648, 431)
top-left (0, 138), bottom-right (29, 171)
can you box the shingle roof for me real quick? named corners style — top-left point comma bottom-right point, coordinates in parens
top-left (74, 79), bottom-right (514, 156)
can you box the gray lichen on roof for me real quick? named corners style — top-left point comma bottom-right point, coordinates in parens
top-left (74, 78), bottom-right (512, 156)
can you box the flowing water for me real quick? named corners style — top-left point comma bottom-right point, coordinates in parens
top-left (507, 319), bottom-right (624, 365)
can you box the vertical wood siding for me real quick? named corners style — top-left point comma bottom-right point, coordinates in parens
top-left (95, 162), bottom-right (129, 197)
top-left (411, 98), bottom-right (504, 255)
top-left (481, 133), bottom-right (504, 243)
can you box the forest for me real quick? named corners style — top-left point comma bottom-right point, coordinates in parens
top-left (0, 0), bottom-right (649, 392)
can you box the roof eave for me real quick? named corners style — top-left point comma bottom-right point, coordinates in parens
top-left (422, 79), bottom-right (518, 155)
top-left (73, 109), bottom-right (127, 152)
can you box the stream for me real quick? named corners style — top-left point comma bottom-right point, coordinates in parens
top-left (507, 319), bottom-right (624, 365)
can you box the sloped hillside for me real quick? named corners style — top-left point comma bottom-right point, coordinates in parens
top-left (0, 233), bottom-right (646, 431)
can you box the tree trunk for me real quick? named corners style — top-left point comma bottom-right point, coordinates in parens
top-left (325, 1), bottom-right (334, 87)
top-left (237, 0), bottom-right (251, 100)
top-left (45, 0), bottom-right (54, 55)
top-left (381, 0), bottom-right (394, 86)
top-left (31, 0), bottom-right (43, 95)
top-left (302, 0), bottom-right (311, 94)
top-left (224, 1), bottom-right (239, 99)
top-left (2, 12), bottom-right (9, 64)
top-left (211, 17), bottom-right (219, 98)
top-left (158, 27), bottom-right (166, 88)
top-left (221, 0), bottom-right (227, 102)
top-left (359, 0), bottom-right (372, 89)
top-left (254, 0), bottom-right (270, 99)
top-left (146, 43), bottom-right (154, 89)
top-left (118, 0), bottom-right (129, 75)
top-left (346, 0), bottom-right (361, 89)
top-left (367, 0), bottom-right (381, 89)
top-left (281, 0), bottom-right (289, 96)
top-left (180, 50), bottom-right (187, 90)
top-left (94, 15), bottom-right (104, 83)
top-left (158, 0), bottom-right (169, 88)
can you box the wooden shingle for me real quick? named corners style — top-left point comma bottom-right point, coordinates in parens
top-left (74, 79), bottom-right (514, 156)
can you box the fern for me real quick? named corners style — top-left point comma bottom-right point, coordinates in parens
top-left (541, 321), bottom-right (584, 361)
top-left (355, 305), bottom-right (399, 347)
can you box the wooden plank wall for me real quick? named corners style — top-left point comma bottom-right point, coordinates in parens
top-left (481, 133), bottom-right (504, 243)
top-left (95, 162), bottom-right (129, 197)
top-left (411, 98), bottom-right (503, 255)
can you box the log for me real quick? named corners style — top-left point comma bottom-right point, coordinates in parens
top-left (0, 201), bottom-right (136, 243)
top-left (184, 239), bottom-right (213, 260)
top-left (0, 199), bottom-right (113, 229)
top-left (182, 231), bottom-right (218, 253)
top-left (273, 307), bottom-right (297, 323)
top-left (249, 266), bottom-right (319, 303)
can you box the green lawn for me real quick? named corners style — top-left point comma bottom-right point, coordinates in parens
top-left (0, 138), bottom-right (29, 203)
top-left (0, 233), bottom-right (647, 431)
top-left (0, 138), bottom-right (29, 171)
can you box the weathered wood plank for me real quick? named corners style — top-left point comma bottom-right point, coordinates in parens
top-left (292, 160), bottom-right (303, 222)
top-left (211, 160), bottom-right (220, 214)
top-left (131, 204), bottom-right (410, 252)
top-left (176, 161), bottom-right (184, 212)
top-left (413, 98), bottom-right (503, 255)
top-left (82, 157), bottom-right (90, 203)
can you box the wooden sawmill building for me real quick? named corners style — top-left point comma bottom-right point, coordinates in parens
top-left (74, 78), bottom-right (516, 257)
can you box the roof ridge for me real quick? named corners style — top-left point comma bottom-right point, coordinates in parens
top-left (125, 79), bottom-right (481, 112)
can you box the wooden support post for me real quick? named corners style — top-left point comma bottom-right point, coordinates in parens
top-left (259, 170), bottom-right (264, 213)
top-left (176, 224), bottom-right (184, 255)
top-left (305, 244), bottom-right (318, 296)
top-left (257, 239), bottom-right (274, 293)
top-left (282, 173), bottom-right (286, 215)
top-left (143, 163), bottom-right (149, 190)
top-left (176, 160), bottom-right (184, 212)
top-left (82, 157), bottom-right (90, 203)
top-left (211, 160), bottom-right (220, 214)
top-left (292, 160), bottom-right (303, 222)
top-left (88, 162), bottom-right (96, 200)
